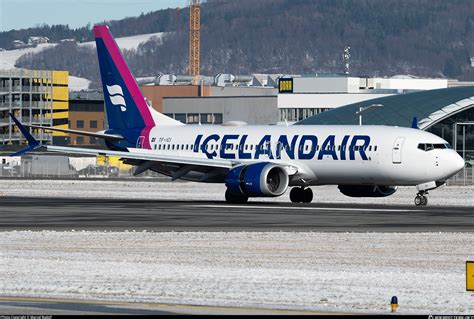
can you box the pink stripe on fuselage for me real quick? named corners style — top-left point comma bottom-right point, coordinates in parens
top-left (94, 25), bottom-right (155, 129)
top-left (139, 126), bottom-right (153, 150)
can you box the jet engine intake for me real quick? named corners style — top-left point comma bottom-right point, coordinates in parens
top-left (225, 162), bottom-right (289, 197)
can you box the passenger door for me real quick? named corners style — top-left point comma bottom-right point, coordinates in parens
top-left (392, 137), bottom-right (405, 164)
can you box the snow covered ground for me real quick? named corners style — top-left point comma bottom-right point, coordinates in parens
top-left (0, 43), bottom-right (57, 70)
top-left (78, 32), bottom-right (165, 51)
top-left (0, 179), bottom-right (473, 207)
top-left (1, 231), bottom-right (473, 314)
top-left (68, 75), bottom-right (92, 91)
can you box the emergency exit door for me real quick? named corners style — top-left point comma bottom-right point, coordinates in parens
top-left (392, 137), bottom-right (405, 164)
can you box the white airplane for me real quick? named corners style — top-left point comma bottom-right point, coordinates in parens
top-left (10, 25), bottom-right (465, 206)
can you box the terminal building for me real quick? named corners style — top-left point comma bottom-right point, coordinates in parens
top-left (156, 73), bottom-right (448, 125)
top-left (0, 69), bottom-right (69, 146)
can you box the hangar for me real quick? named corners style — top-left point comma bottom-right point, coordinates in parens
top-left (297, 86), bottom-right (474, 163)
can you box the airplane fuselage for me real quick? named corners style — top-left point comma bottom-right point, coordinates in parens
top-left (125, 124), bottom-right (464, 187)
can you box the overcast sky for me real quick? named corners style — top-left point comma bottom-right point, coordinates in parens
top-left (0, 0), bottom-right (189, 32)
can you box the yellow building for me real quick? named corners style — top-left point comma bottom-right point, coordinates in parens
top-left (0, 69), bottom-right (69, 145)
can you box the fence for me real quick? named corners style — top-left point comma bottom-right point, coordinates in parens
top-left (0, 155), bottom-right (165, 179)
top-left (446, 167), bottom-right (474, 186)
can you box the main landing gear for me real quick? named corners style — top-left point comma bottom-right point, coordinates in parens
top-left (289, 187), bottom-right (313, 203)
top-left (414, 191), bottom-right (428, 206)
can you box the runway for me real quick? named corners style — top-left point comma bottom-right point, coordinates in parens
top-left (0, 196), bottom-right (472, 231)
top-left (0, 296), bottom-right (324, 315)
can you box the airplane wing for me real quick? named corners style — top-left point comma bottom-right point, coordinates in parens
top-left (46, 145), bottom-right (235, 169)
top-left (24, 124), bottom-right (124, 141)
top-left (9, 113), bottom-right (301, 180)
top-left (46, 145), bottom-right (303, 181)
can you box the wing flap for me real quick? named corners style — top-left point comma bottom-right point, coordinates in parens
top-left (46, 145), bottom-right (234, 169)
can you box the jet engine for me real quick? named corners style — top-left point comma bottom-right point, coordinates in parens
top-left (225, 162), bottom-right (289, 198)
top-left (337, 185), bottom-right (397, 197)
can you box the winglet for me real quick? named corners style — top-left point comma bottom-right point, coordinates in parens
top-left (8, 113), bottom-right (40, 156)
top-left (411, 117), bottom-right (419, 129)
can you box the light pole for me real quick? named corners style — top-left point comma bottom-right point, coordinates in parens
top-left (355, 104), bottom-right (384, 125)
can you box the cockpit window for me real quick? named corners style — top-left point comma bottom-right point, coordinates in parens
top-left (418, 143), bottom-right (450, 151)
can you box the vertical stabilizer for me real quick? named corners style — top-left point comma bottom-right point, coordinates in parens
top-left (94, 25), bottom-right (182, 135)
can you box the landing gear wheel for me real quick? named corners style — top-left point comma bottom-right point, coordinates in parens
top-left (420, 195), bottom-right (428, 206)
top-left (225, 189), bottom-right (248, 204)
top-left (302, 188), bottom-right (313, 203)
top-left (414, 194), bottom-right (428, 206)
top-left (414, 195), bottom-right (422, 206)
top-left (290, 187), bottom-right (302, 203)
top-left (290, 187), bottom-right (313, 203)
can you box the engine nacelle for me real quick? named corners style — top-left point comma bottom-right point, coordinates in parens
top-left (225, 162), bottom-right (289, 197)
top-left (338, 185), bottom-right (397, 197)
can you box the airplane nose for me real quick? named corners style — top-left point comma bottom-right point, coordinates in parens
top-left (453, 152), bottom-right (465, 173)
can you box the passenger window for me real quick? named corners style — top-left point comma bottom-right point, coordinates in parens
top-left (374, 146), bottom-right (378, 151)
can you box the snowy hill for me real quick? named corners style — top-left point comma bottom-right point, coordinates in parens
top-left (0, 32), bottom-right (165, 91)
top-left (78, 32), bottom-right (165, 51)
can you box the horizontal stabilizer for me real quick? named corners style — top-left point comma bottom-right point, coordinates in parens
top-left (8, 113), bottom-right (41, 156)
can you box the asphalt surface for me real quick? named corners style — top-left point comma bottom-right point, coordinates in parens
top-left (1, 197), bottom-right (471, 315)
top-left (0, 297), bottom-right (326, 315)
top-left (0, 196), bottom-right (473, 231)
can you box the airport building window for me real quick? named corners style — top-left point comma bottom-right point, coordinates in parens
top-left (76, 136), bottom-right (84, 145)
top-left (279, 108), bottom-right (331, 122)
top-left (76, 120), bottom-right (84, 128)
top-left (213, 113), bottom-right (223, 124)
top-left (174, 114), bottom-right (186, 123)
top-left (200, 113), bottom-right (213, 124)
top-left (187, 113), bottom-right (199, 124)
top-left (90, 120), bottom-right (98, 129)
top-left (166, 112), bottom-right (223, 124)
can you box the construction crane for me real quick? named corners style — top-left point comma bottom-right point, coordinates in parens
top-left (189, 0), bottom-right (200, 85)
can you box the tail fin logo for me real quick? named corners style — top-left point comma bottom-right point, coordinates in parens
top-left (106, 84), bottom-right (127, 112)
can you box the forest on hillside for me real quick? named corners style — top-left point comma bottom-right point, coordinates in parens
top-left (10, 0), bottom-right (474, 86)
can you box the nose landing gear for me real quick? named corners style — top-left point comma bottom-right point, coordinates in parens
top-left (289, 187), bottom-right (313, 203)
top-left (414, 191), bottom-right (428, 206)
